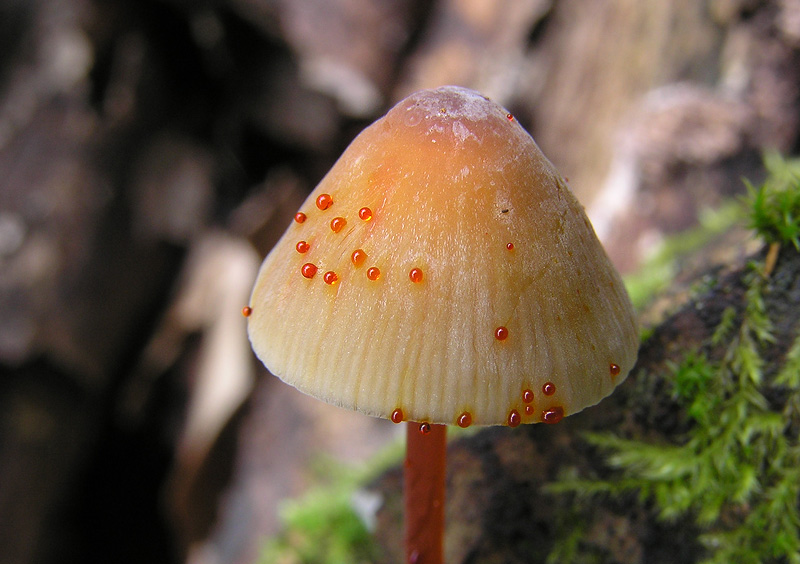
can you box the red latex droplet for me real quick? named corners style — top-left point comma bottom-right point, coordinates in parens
top-left (316, 193), bottom-right (333, 210)
top-left (419, 422), bottom-right (431, 435)
top-left (323, 271), bottom-right (339, 285)
top-left (542, 382), bottom-right (556, 396)
top-left (543, 406), bottom-right (564, 424)
top-left (506, 242), bottom-right (514, 251)
top-left (508, 409), bottom-right (521, 427)
top-left (610, 363), bottom-right (621, 377)
top-left (351, 249), bottom-right (367, 267)
top-left (391, 409), bottom-right (404, 424)
top-left (524, 405), bottom-right (534, 416)
top-left (301, 263), bottom-right (318, 279)
top-left (495, 326), bottom-right (509, 341)
top-left (241, 306), bottom-right (252, 317)
top-left (409, 268), bottom-right (423, 283)
top-left (457, 412), bottom-right (472, 428)
top-left (367, 267), bottom-right (381, 281)
top-left (522, 389), bottom-right (534, 403)
top-left (506, 113), bottom-right (514, 121)
top-left (294, 212), bottom-right (306, 223)
top-left (358, 207), bottom-right (373, 221)
top-left (330, 217), bottom-right (346, 233)
top-left (296, 240), bottom-right (310, 253)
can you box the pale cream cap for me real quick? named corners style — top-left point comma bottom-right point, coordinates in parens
top-left (247, 86), bottom-right (639, 427)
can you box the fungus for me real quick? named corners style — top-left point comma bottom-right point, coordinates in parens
top-left (246, 86), bottom-right (638, 563)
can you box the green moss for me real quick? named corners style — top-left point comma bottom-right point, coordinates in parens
top-left (745, 152), bottom-right (800, 250)
top-left (258, 479), bottom-right (379, 564)
top-left (548, 156), bottom-right (800, 563)
top-left (550, 266), bottom-right (800, 563)
top-left (257, 444), bottom-right (404, 564)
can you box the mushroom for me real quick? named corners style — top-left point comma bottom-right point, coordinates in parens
top-left (246, 86), bottom-right (638, 563)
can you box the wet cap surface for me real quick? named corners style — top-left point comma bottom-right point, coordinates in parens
top-left (247, 86), bottom-right (639, 426)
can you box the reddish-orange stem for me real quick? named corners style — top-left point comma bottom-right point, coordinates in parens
top-left (404, 422), bottom-right (446, 564)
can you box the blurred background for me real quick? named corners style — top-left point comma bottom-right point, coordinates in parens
top-left (1, 0), bottom-right (798, 563)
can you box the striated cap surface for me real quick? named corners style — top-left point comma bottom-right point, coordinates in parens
top-left (247, 86), bottom-right (639, 427)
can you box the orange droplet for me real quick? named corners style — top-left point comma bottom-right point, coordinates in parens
top-left (367, 267), bottom-right (381, 281)
top-left (419, 422), bottom-right (431, 435)
top-left (330, 217), bottom-right (346, 233)
top-left (542, 406), bottom-right (564, 424)
top-left (610, 363), bottom-right (621, 377)
top-left (409, 268), bottom-right (423, 283)
top-left (301, 263), bottom-right (318, 279)
top-left (391, 409), bottom-right (404, 424)
top-left (294, 212), bottom-right (306, 223)
top-left (296, 240), bottom-right (310, 253)
top-left (506, 242), bottom-right (514, 251)
top-left (316, 193), bottom-right (333, 210)
top-left (524, 405), bottom-right (534, 416)
top-left (495, 326), bottom-right (509, 341)
top-left (358, 207), bottom-right (373, 221)
top-left (506, 113), bottom-right (514, 121)
top-left (522, 389), bottom-right (534, 403)
top-left (323, 271), bottom-right (339, 285)
top-left (542, 382), bottom-right (556, 396)
top-left (241, 306), bottom-right (252, 317)
top-left (351, 249), bottom-right (367, 267)
top-left (508, 409), bottom-right (521, 427)
top-left (457, 412), bottom-right (472, 428)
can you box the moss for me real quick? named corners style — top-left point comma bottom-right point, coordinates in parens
top-left (257, 444), bottom-right (404, 564)
top-left (548, 155), bottom-right (800, 563)
top-left (745, 152), bottom-right (800, 250)
top-left (550, 266), bottom-right (800, 563)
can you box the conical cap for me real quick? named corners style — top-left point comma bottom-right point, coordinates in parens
top-left (248, 86), bottom-right (638, 427)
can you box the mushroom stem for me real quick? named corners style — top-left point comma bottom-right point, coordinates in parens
top-left (404, 422), bottom-right (446, 564)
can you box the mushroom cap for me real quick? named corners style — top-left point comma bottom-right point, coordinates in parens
top-left (247, 86), bottom-right (639, 427)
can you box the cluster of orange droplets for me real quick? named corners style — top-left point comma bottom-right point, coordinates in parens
top-left (294, 194), bottom-right (519, 347)
top-left (390, 407), bottom-right (475, 428)
top-left (501, 381), bottom-right (567, 427)
top-left (292, 194), bottom-right (428, 287)
top-left (387, 380), bottom-right (568, 430)
top-left (540, 381), bottom-right (565, 424)
top-left (522, 388), bottom-right (534, 416)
